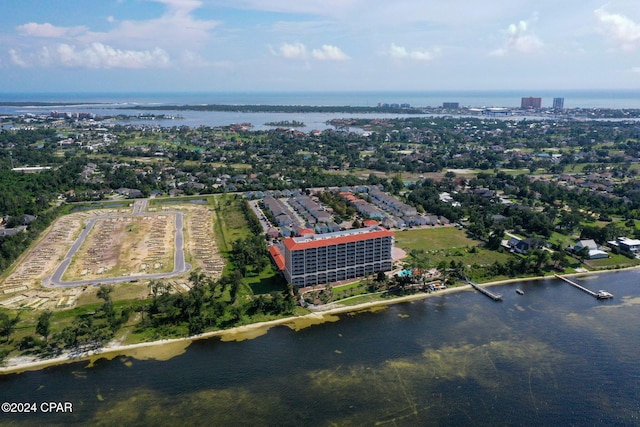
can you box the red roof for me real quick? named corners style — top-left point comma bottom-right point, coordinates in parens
top-left (283, 228), bottom-right (394, 251)
top-left (296, 228), bottom-right (315, 236)
top-left (268, 246), bottom-right (286, 270)
top-left (363, 220), bottom-right (379, 227)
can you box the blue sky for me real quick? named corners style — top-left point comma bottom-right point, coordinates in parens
top-left (1, 0), bottom-right (639, 93)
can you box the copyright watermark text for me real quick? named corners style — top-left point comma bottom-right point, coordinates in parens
top-left (2, 402), bottom-right (73, 413)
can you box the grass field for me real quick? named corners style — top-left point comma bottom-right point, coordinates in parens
top-left (584, 253), bottom-right (640, 269)
top-left (394, 227), bottom-right (479, 251)
top-left (243, 264), bottom-right (287, 294)
top-left (209, 194), bottom-right (287, 295)
top-left (548, 231), bottom-right (576, 250)
top-left (212, 195), bottom-right (252, 255)
top-left (424, 247), bottom-right (515, 268)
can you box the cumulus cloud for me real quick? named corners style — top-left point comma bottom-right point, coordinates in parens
top-left (9, 43), bottom-right (170, 69)
top-left (595, 8), bottom-right (640, 51)
top-left (272, 42), bottom-right (308, 59)
top-left (272, 42), bottom-right (350, 61)
top-left (9, 0), bottom-right (217, 69)
top-left (388, 43), bottom-right (440, 61)
top-left (491, 19), bottom-right (543, 56)
top-left (312, 45), bottom-right (349, 61)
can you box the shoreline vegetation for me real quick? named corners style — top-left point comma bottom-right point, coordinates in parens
top-left (2, 267), bottom-right (634, 376)
top-left (4, 101), bottom-right (640, 118)
top-left (117, 104), bottom-right (640, 118)
top-left (120, 104), bottom-right (426, 114)
top-left (264, 120), bottom-right (305, 128)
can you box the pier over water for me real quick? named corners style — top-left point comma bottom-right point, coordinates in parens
top-left (554, 274), bottom-right (613, 299)
top-left (464, 277), bottom-right (503, 301)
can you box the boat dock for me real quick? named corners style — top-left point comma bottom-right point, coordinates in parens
top-left (554, 274), bottom-right (613, 299)
top-left (465, 279), bottom-right (503, 301)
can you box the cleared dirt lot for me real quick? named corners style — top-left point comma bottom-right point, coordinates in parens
top-left (63, 215), bottom-right (175, 281)
top-left (0, 202), bottom-right (224, 311)
top-left (0, 208), bottom-right (129, 295)
top-left (163, 204), bottom-right (224, 279)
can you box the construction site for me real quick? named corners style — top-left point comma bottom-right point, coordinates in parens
top-left (0, 201), bottom-right (224, 311)
top-left (62, 214), bottom-right (176, 282)
top-left (169, 204), bottom-right (225, 277)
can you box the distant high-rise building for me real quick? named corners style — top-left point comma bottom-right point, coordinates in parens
top-left (443, 102), bottom-right (459, 109)
top-left (553, 97), bottom-right (564, 110)
top-left (521, 97), bottom-right (542, 109)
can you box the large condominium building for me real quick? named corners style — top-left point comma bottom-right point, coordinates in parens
top-left (521, 97), bottom-right (542, 109)
top-left (553, 97), bottom-right (565, 110)
top-left (281, 226), bottom-right (394, 287)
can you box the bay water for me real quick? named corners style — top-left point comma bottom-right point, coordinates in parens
top-left (2, 271), bottom-right (639, 426)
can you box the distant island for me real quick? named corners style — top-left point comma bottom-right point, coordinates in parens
top-left (114, 103), bottom-right (640, 119)
top-left (119, 104), bottom-right (425, 114)
top-left (264, 120), bottom-right (305, 127)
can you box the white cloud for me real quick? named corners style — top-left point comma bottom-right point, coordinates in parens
top-left (18, 22), bottom-right (89, 38)
top-left (93, 2), bottom-right (220, 51)
top-left (273, 42), bottom-right (308, 59)
top-left (58, 43), bottom-right (170, 68)
top-left (312, 45), bottom-right (349, 61)
top-left (595, 8), bottom-right (640, 51)
top-left (491, 19), bottom-right (543, 56)
top-left (9, 43), bottom-right (170, 69)
top-left (388, 43), bottom-right (440, 61)
top-left (10, 0), bottom-right (218, 69)
top-left (632, 67), bottom-right (640, 73)
top-left (8, 49), bottom-right (28, 67)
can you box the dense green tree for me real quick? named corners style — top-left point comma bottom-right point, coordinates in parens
top-left (0, 311), bottom-right (20, 342)
top-left (36, 310), bottom-right (52, 341)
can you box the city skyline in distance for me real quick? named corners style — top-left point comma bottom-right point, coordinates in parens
top-left (1, 0), bottom-right (639, 93)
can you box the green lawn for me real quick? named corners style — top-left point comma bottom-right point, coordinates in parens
top-left (584, 253), bottom-right (640, 269)
top-left (548, 231), bottom-right (576, 250)
top-left (394, 227), bottom-right (479, 251)
top-left (212, 195), bottom-right (252, 255)
top-left (243, 264), bottom-right (287, 294)
top-left (425, 247), bottom-right (514, 268)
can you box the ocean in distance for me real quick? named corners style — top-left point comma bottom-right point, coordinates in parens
top-left (2, 271), bottom-right (640, 426)
top-left (3, 89), bottom-right (640, 132)
top-left (2, 89), bottom-right (640, 109)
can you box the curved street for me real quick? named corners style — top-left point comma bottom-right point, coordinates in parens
top-left (43, 208), bottom-right (191, 288)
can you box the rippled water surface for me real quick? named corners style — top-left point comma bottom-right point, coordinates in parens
top-left (2, 272), bottom-right (640, 426)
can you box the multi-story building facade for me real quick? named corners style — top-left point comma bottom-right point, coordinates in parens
top-left (282, 226), bottom-right (394, 287)
top-left (552, 97), bottom-right (564, 110)
top-left (610, 237), bottom-right (640, 254)
top-left (521, 97), bottom-right (542, 109)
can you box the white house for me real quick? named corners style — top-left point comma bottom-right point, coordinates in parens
top-left (574, 239), bottom-right (608, 259)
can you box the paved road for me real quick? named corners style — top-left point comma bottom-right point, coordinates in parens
top-left (43, 210), bottom-right (191, 288)
top-left (248, 200), bottom-right (272, 233)
top-left (132, 199), bottom-right (148, 214)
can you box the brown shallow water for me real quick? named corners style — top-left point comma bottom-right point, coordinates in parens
top-left (2, 271), bottom-right (640, 426)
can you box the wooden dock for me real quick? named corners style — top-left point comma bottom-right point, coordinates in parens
top-left (466, 279), bottom-right (503, 301)
top-left (554, 274), bottom-right (613, 299)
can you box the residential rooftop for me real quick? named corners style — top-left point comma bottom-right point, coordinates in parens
top-left (283, 226), bottom-right (393, 251)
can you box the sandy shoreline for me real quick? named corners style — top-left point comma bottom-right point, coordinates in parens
top-left (2, 267), bottom-right (636, 375)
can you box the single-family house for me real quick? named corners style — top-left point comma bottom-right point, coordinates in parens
top-left (574, 239), bottom-right (608, 259)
